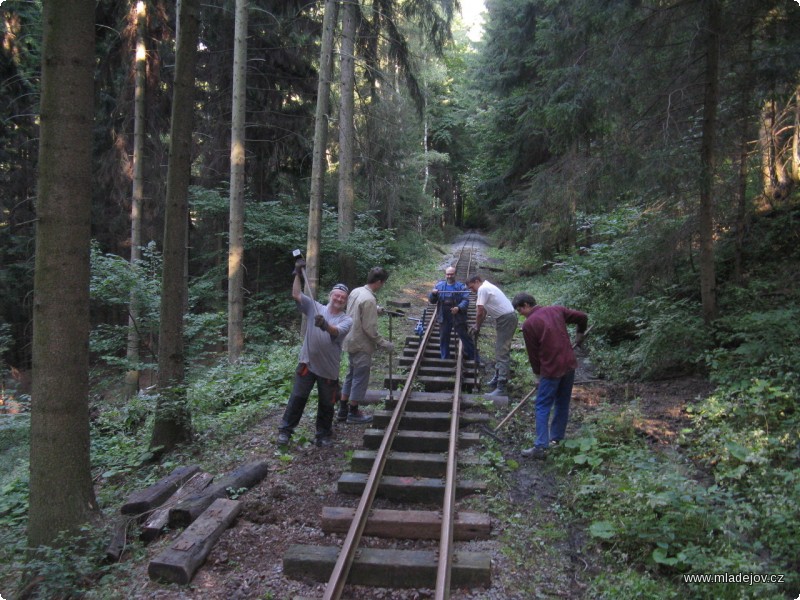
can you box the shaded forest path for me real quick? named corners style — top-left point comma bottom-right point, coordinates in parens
top-left (126, 236), bottom-right (713, 600)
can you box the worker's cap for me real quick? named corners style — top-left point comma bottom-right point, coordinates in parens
top-left (331, 283), bottom-right (349, 294)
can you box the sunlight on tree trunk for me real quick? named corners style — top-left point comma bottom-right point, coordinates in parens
top-left (126, 0), bottom-right (148, 395)
top-left (307, 0), bottom-right (339, 296)
top-left (228, 0), bottom-right (248, 364)
top-left (337, 0), bottom-right (357, 286)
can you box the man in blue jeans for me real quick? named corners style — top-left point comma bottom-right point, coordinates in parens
top-left (512, 292), bottom-right (588, 460)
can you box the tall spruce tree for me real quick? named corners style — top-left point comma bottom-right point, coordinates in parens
top-left (28, 0), bottom-right (98, 548)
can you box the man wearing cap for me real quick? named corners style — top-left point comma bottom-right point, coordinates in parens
top-left (338, 267), bottom-right (393, 424)
top-left (429, 266), bottom-right (475, 361)
top-left (276, 261), bottom-right (352, 447)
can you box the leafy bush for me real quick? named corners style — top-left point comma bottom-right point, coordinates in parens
top-left (14, 528), bottom-right (130, 599)
top-left (89, 240), bottom-right (161, 368)
top-left (188, 345), bottom-right (297, 442)
top-left (685, 353), bottom-right (800, 590)
top-left (554, 403), bottom-right (791, 599)
top-left (707, 307), bottom-right (800, 385)
top-left (625, 294), bottom-right (709, 379)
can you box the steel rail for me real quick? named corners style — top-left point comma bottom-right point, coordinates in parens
top-left (435, 338), bottom-right (463, 600)
top-left (324, 236), bottom-right (480, 599)
top-left (323, 300), bottom-right (440, 600)
top-left (436, 239), bottom-right (475, 598)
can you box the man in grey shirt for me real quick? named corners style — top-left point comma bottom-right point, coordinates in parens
top-left (277, 262), bottom-right (352, 447)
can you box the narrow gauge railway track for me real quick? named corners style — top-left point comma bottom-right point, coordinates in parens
top-left (284, 234), bottom-right (498, 599)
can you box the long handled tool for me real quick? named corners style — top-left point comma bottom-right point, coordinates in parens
top-left (493, 325), bottom-right (593, 433)
top-left (291, 249), bottom-right (318, 316)
top-left (385, 301), bottom-right (410, 402)
top-left (494, 385), bottom-right (538, 432)
top-left (473, 329), bottom-right (480, 392)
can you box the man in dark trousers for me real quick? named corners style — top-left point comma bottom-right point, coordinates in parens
top-left (511, 292), bottom-right (588, 459)
top-left (276, 260), bottom-right (352, 447)
top-left (429, 266), bottom-right (476, 361)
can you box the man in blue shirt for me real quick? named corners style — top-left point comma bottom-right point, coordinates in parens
top-left (429, 266), bottom-right (476, 361)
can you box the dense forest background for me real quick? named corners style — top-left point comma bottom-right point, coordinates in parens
top-left (1, 0), bottom-right (800, 598)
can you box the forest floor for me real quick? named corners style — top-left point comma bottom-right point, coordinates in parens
top-left (104, 235), bottom-right (714, 600)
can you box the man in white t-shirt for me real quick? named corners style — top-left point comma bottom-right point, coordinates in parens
top-left (466, 275), bottom-right (517, 396)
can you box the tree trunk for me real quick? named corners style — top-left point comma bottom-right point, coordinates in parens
top-left (698, 0), bottom-right (720, 324)
top-left (734, 23), bottom-right (753, 286)
top-left (307, 0), bottom-right (339, 296)
top-left (227, 0), bottom-right (248, 364)
top-left (126, 0), bottom-right (148, 396)
top-left (28, 0), bottom-right (98, 549)
top-left (793, 84), bottom-right (800, 183)
top-left (337, 0), bottom-right (357, 286)
top-left (150, 0), bottom-right (200, 452)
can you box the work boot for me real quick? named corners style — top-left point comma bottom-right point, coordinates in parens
top-left (486, 370), bottom-right (499, 390)
top-left (336, 400), bottom-right (349, 422)
top-left (346, 407), bottom-right (373, 424)
top-left (486, 380), bottom-right (507, 397)
top-left (521, 446), bottom-right (547, 460)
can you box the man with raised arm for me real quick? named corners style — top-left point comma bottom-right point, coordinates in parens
top-left (276, 258), bottom-right (352, 447)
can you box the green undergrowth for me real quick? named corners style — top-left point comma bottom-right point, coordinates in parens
top-left (489, 204), bottom-right (800, 598)
top-left (0, 341), bottom-right (299, 596)
top-left (546, 391), bottom-right (797, 599)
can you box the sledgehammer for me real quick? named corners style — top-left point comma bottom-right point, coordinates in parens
top-left (291, 248), bottom-right (320, 318)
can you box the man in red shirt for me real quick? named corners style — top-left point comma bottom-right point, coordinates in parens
top-left (512, 293), bottom-right (588, 459)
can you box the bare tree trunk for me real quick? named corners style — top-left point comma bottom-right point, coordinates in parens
top-left (699, 0), bottom-right (720, 324)
top-left (126, 0), bottom-right (148, 396)
top-left (227, 0), bottom-right (248, 363)
top-left (793, 84), bottom-right (800, 183)
top-left (733, 23), bottom-right (753, 286)
top-left (151, 0), bottom-right (200, 452)
top-left (337, 0), bottom-right (357, 285)
top-left (307, 0), bottom-right (339, 296)
top-left (734, 134), bottom-right (748, 285)
top-left (759, 99), bottom-right (778, 205)
top-left (28, 0), bottom-right (98, 549)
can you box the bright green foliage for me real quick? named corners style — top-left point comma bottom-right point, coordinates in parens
top-left (89, 240), bottom-right (161, 368)
top-left (188, 346), bottom-right (297, 443)
top-left (554, 404), bottom-right (792, 599)
top-left (708, 308), bottom-right (800, 385)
